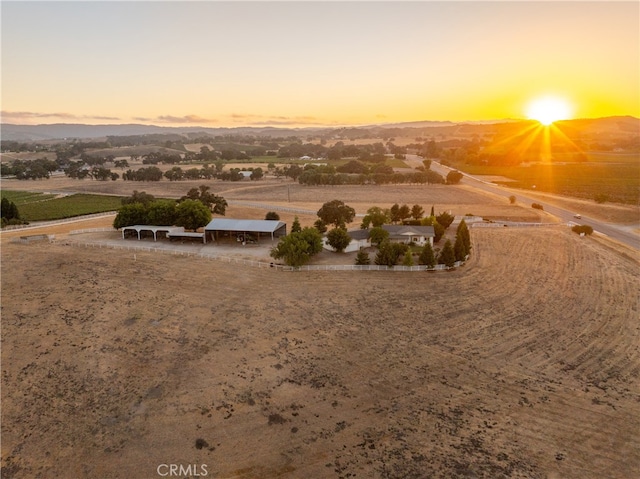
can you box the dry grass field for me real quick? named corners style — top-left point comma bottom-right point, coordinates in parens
top-left (2, 175), bottom-right (639, 478)
top-left (2, 175), bottom-right (638, 225)
top-left (2, 222), bottom-right (639, 478)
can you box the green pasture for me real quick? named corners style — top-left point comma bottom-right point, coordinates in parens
top-left (455, 155), bottom-right (640, 204)
top-left (1, 191), bottom-right (123, 221)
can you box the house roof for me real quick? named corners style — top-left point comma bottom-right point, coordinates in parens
top-left (347, 224), bottom-right (435, 241)
top-left (204, 218), bottom-right (286, 233)
top-left (383, 225), bottom-right (435, 237)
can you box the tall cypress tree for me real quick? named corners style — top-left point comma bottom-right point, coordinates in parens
top-left (456, 219), bottom-right (471, 257)
top-left (438, 239), bottom-right (456, 268)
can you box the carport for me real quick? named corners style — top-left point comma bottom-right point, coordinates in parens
top-left (121, 225), bottom-right (178, 241)
top-left (204, 218), bottom-right (287, 243)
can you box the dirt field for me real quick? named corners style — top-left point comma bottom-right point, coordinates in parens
top-left (2, 223), bottom-right (639, 479)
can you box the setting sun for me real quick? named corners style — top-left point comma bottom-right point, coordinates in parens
top-left (526, 96), bottom-right (573, 126)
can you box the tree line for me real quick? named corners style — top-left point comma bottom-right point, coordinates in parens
top-left (113, 186), bottom-right (227, 231)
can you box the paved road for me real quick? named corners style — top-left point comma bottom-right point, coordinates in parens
top-left (406, 154), bottom-right (639, 250)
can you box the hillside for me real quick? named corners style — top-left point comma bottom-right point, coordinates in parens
top-left (2, 117), bottom-right (638, 142)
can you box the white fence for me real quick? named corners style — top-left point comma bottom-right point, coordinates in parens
top-left (472, 222), bottom-right (565, 228)
top-left (51, 239), bottom-right (464, 272)
top-left (0, 211), bottom-right (116, 232)
top-left (69, 227), bottom-right (117, 235)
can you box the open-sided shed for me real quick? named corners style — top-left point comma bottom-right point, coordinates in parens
top-left (204, 218), bottom-right (286, 243)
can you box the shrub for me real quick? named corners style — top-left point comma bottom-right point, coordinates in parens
top-left (355, 249), bottom-right (370, 265)
top-left (594, 193), bottom-right (609, 204)
top-left (571, 224), bottom-right (594, 236)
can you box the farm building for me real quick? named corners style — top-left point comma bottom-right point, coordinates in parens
top-left (204, 218), bottom-right (287, 244)
top-left (325, 224), bottom-right (435, 253)
top-left (121, 225), bottom-right (205, 243)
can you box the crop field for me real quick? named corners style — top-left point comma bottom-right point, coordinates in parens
top-left (11, 193), bottom-right (123, 221)
top-left (0, 190), bottom-right (57, 205)
top-left (452, 154), bottom-right (640, 205)
top-left (1, 225), bottom-right (638, 479)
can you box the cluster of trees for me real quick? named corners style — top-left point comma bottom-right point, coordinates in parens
top-left (297, 169), bottom-right (445, 186)
top-left (1, 197), bottom-right (26, 227)
top-left (1, 158), bottom-right (58, 179)
top-left (360, 204), bottom-right (454, 243)
top-left (113, 186), bottom-right (227, 230)
top-left (122, 166), bottom-right (164, 181)
top-left (355, 219), bottom-right (470, 268)
top-left (64, 162), bottom-right (119, 181)
top-left (270, 227), bottom-right (323, 267)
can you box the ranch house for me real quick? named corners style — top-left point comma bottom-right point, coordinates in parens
top-left (325, 224), bottom-right (435, 253)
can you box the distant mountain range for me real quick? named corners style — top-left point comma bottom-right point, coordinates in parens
top-left (1, 116), bottom-right (637, 142)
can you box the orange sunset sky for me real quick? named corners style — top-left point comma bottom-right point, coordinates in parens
top-left (1, 1), bottom-right (638, 128)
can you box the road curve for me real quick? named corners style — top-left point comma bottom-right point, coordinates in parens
top-left (406, 154), bottom-right (639, 250)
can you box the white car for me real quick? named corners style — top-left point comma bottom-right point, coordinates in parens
top-left (574, 214), bottom-right (582, 219)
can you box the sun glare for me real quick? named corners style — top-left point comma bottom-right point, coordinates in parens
top-left (526, 96), bottom-right (573, 126)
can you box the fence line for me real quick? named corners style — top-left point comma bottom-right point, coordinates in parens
top-left (472, 222), bottom-right (565, 228)
top-left (50, 239), bottom-right (463, 272)
top-left (69, 227), bottom-right (117, 235)
top-left (0, 211), bottom-right (116, 232)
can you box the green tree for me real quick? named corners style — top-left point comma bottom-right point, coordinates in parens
top-left (369, 226), bottom-right (389, 246)
top-left (291, 216), bottom-right (302, 233)
top-left (265, 211), bottom-right (280, 220)
top-left (147, 200), bottom-right (177, 226)
top-left (446, 170), bottom-right (463, 184)
top-left (313, 218), bottom-right (327, 234)
top-left (418, 242), bottom-right (436, 268)
top-left (174, 199), bottom-right (212, 231)
top-left (181, 185), bottom-right (227, 215)
top-left (389, 203), bottom-right (401, 224)
top-left (455, 219), bottom-right (471, 258)
top-left (317, 199), bottom-right (355, 228)
top-left (438, 239), bottom-right (456, 268)
top-left (122, 190), bottom-right (155, 206)
top-left (571, 224), bottom-right (594, 235)
top-left (436, 211), bottom-right (455, 229)
top-left (410, 204), bottom-right (424, 220)
top-left (398, 204), bottom-right (411, 223)
top-left (113, 203), bottom-right (149, 228)
top-left (270, 227), bottom-right (323, 267)
top-left (454, 234), bottom-right (466, 262)
top-left (360, 206), bottom-right (389, 229)
top-left (374, 240), bottom-right (407, 267)
top-left (402, 251), bottom-right (414, 267)
top-left (250, 167), bottom-right (264, 180)
top-left (326, 227), bottom-right (352, 253)
top-left (1, 198), bottom-right (20, 221)
top-left (355, 249), bottom-right (370, 265)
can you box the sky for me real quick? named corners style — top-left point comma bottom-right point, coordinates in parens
top-left (1, 1), bottom-right (639, 128)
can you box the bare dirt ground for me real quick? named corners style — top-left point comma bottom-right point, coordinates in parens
top-left (2, 222), bottom-right (639, 479)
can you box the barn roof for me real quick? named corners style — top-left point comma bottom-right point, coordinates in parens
top-left (205, 218), bottom-right (286, 233)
